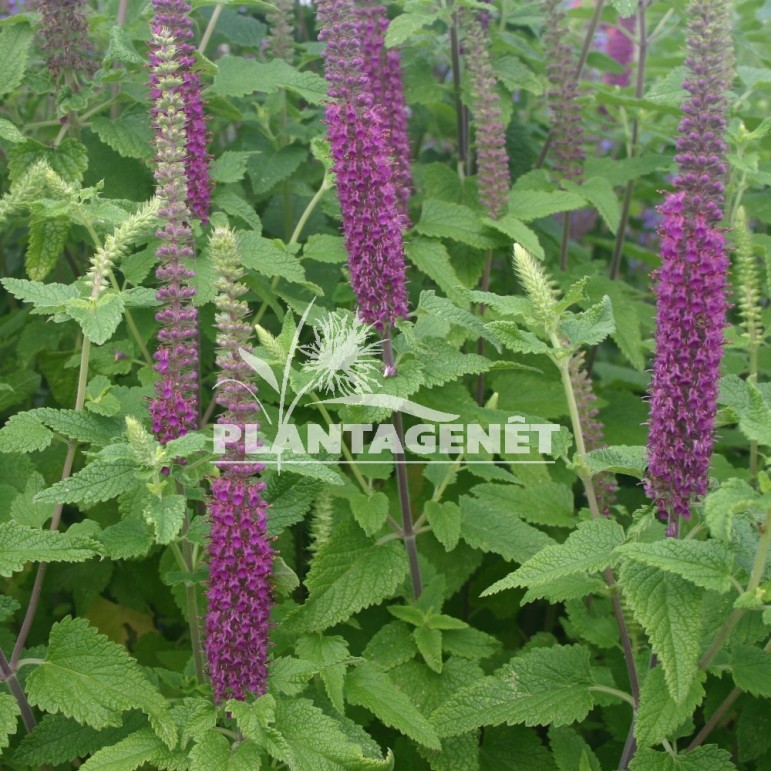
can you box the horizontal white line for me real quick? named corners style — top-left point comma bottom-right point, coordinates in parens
top-left (215, 460), bottom-right (555, 465)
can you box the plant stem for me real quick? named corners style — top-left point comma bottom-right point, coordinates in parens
top-left (475, 248), bottom-right (493, 405)
top-left (199, 3), bottom-right (224, 54)
top-left (383, 335), bottom-right (422, 599)
top-left (559, 211), bottom-right (571, 272)
top-left (0, 648), bottom-right (36, 732)
top-left (536, 0), bottom-right (606, 169)
top-left (589, 685), bottom-right (636, 707)
top-left (608, 1), bottom-right (648, 281)
top-left (448, 8), bottom-right (470, 176)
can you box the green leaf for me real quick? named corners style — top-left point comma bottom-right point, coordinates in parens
top-left (213, 57), bottom-right (327, 103)
top-left (363, 621), bottom-right (417, 671)
top-left (431, 645), bottom-right (595, 737)
top-left (346, 661), bottom-right (441, 749)
top-left (460, 491), bottom-right (555, 565)
top-left (482, 518), bottom-right (624, 596)
top-left (417, 290), bottom-right (501, 350)
top-left (213, 188), bottom-right (262, 230)
top-left (285, 519), bottom-right (407, 632)
top-left (348, 491), bottom-right (389, 537)
top-left (425, 500), bottom-right (461, 551)
top-left (487, 321), bottom-right (551, 355)
top-left (442, 627), bottom-right (500, 660)
top-left (0, 118), bottom-right (26, 144)
top-left (0, 692), bottom-right (19, 751)
top-left (9, 139), bottom-right (89, 185)
top-left (620, 561), bottom-right (703, 703)
top-left (303, 234), bottom-right (347, 264)
top-left (105, 26), bottom-right (145, 65)
top-left (274, 698), bottom-right (392, 770)
top-left (468, 481), bottom-right (575, 528)
top-left (494, 56), bottom-right (544, 96)
top-left (485, 216), bottom-right (545, 258)
top-left (559, 296), bottom-right (615, 348)
top-left (549, 725), bottom-right (602, 771)
top-left (615, 539), bottom-right (734, 593)
top-left (731, 644), bottom-right (771, 697)
top-left (96, 518), bottom-right (154, 560)
top-left (0, 23), bottom-right (33, 97)
top-left (635, 668), bottom-right (705, 748)
top-left (0, 522), bottom-right (100, 576)
top-left (406, 238), bottom-right (468, 305)
top-left (239, 231), bottom-right (306, 284)
top-left (90, 114), bottom-right (154, 161)
top-left (35, 460), bottom-right (137, 505)
top-left (584, 154), bottom-right (671, 186)
top-left (1, 277), bottom-right (79, 311)
top-left (414, 626), bottom-right (443, 673)
top-left (583, 445), bottom-right (647, 479)
top-left (10, 472), bottom-right (56, 527)
top-left (611, 0), bottom-right (636, 17)
top-left (26, 617), bottom-right (175, 744)
top-left (143, 495), bottom-right (186, 545)
top-left (415, 200), bottom-right (499, 250)
top-left (0, 412), bottom-right (53, 453)
top-left (704, 478), bottom-right (756, 542)
top-left (507, 189), bottom-right (586, 222)
top-left (79, 728), bottom-right (186, 771)
top-left (630, 745), bottom-right (737, 770)
top-left (385, 13), bottom-right (435, 47)
top-left (211, 151), bottom-right (257, 184)
top-left (190, 731), bottom-right (263, 771)
top-left (26, 214), bottom-right (70, 281)
top-left (247, 145), bottom-right (306, 196)
top-left (296, 635), bottom-right (350, 714)
top-left (66, 293), bottom-right (126, 345)
top-left (569, 177), bottom-right (621, 234)
top-left (32, 407), bottom-right (121, 446)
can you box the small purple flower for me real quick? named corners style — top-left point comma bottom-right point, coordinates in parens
top-left (463, 13), bottom-right (510, 220)
top-left (317, 0), bottom-right (410, 331)
top-left (147, 28), bottom-right (200, 444)
top-left (355, 3), bottom-right (412, 218)
top-left (645, 0), bottom-right (733, 532)
top-left (150, 0), bottom-right (212, 222)
top-left (604, 15), bottom-right (636, 87)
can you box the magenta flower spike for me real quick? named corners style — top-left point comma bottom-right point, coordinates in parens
top-left (463, 13), bottom-right (510, 220)
top-left (604, 15), bottom-right (636, 87)
top-left (204, 226), bottom-right (272, 703)
top-left (317, 0), bottom-right (410, 331)
top-left (147, 29), bottom-right (200, 444)
top-left (150, 0), bottom-right (212, 222)
top-left (355, 2), bottom-right (412, 218)
top-left (645, 0), bottom-right (732, 533)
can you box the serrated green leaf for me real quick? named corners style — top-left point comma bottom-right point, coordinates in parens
top-left (240, 231), bottom-right (306, 284)
top-left (190, 731), bottom-right (263, 771)
top-left (443, 626), bottom-right (500, 660)
top-left (10, 472), bottom-right (56, 527)
top-left (559, 296), bottom-right (615, 348)
top-left (96, 518), bottom-right (154, 560)
top-left (0, 522), bottom-right (99, 576)
top-left (26, 214), bottom-right (70, 281)
top-left (213, 188), bottom-right (262, 230)
top-left (9, 139), bottom-right (88, 185)
top-left (363, 621), bottom-right (417, 670)
top-left (26, 618), bottom-right (175, 745)
top-left (0, 23), bottom-right (33, 97)
top-left (406, 238), bottom-right (468, 305)
top-left (704, 478), bottom-right (756, 542)
top-left (303, 234), bottom-right (347, 264)
top-left (143, 495), bottom-right (186, 545)
top-left (384, 13), bottom-right (435, 47)
top-left (482, 518), bottom-right (624, 596)
top-left (213, 56), bottom-right (327, 103)
top-left (415, 200), bottom-right (499, 250)
top-left (461, 491), bottom-right (555, 564)
top-left (425, 500), bottom-right (461, 551)
top-left (469, 481), bottom-right (575, 528)
top-left (0, 412), bottom-right (53, 453)
top-left (0, 692), bottom-right (19, 751)
top-left (583, 445), bottom-right (647, 479)
top-left (346, 661), bottom-right (441, 749)
top-left (431, 645), bottom-right (595, 737)
top-left (79, 727), bottom-right (186, 771)
top-left (35, 460), bottom-right (137, 505)
top-left (1, 277), bottom-right (79, 311)
top-left (66, 293), bottom-right (125, 345)
top-left (487, 321), bottom-right (551, 354)
top-left (616, 539), bottom-right (733, 593)
top-left (105, 26), bottom-right (145, 65)
top-left (91, 114), bottom-right (154, 161)
top-left (508, 188), bottom-right (586, 222)
top-left (296, 635), bottom-right (350, 714)
top-left (619, 561), bottom-right (703, 703)
top-left (0, 118), bottom-right (25, 144)
top-left (569, 177), bottom-right (621, 234)
top-left (247, 145), bottom-right (306, 196)
top-left (629, 745), bottom-right (737, 770)
top-left (549, 725), bottom-right (601, 771)
top-left (731, 644), bottom-right (771, 697)
top-left (348, 491), bottom-right (389, 537)
top-left (285, 519), bottom-right (407, 632)
top-left (32, 407), bottom-right (121, 446)
top-left (635, 668), bottom-right (705, 748)
top-left (414, 625), bottom-right (443, 672)
top-left (211, 151), bottom-right (256, 184)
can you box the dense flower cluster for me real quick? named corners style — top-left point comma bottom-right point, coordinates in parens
top-left (266, 0), bottom-right (295, 61)
top-left (569, 353), bottom-right (617, 515)
top-left (317, 0), bottom-right (410, 330)
top-left (605, 15), bottom-right (636, 87)
top-left (35, 0), bottom-right (93, 82)
top-left (646, 0), bottom-right (732, 531)
top-left (205, 226), bottom-right (272, 703)
top-left (542, 0), bottom-right (584, 181)
top-left (463, 13), bottom-right (510, 220)
top-left (147, 30), bottom-right (200, 444)
top-left (355, 2), bottom-right (412, 218)
top-left (150, 0), bottom-right (211, 222)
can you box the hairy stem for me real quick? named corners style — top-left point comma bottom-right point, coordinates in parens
top-left (383, 335), bottom-right (423, 599)
top-left (0, 648), bottom-right (36, 732)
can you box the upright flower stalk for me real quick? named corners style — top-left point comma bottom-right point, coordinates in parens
top-left (266, 0), bottom-right (295, 61)
top-left (355, 1), bottom-right (413, 218)
top-left (463, 12), bottom-right (510, 222)
top-left (36, 0), bottom-right (93, 84)
top-left (150, 0), bottom-right (212, 222)
top-left (205, 226), bottom-right (272, 703)
top-left (316, 0), bottom-right (409, 331)
top-left (645, 0), bottom-right (732, 534)
top-left (147, 29), bottom-right (200, 444)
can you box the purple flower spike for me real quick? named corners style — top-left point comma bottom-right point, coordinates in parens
top-left (604, 15), bottom-right (636, 87)
top-left (36, 0), bottom-right (94, 82)
top-left (205, 226), bottom-right (272, 703)
top-left (645, 0), bottom-right (733, 532)
top-left (463, 13), bottom-right (510, 220)
top-left (150, 0), bottom-right (212, 222)
top-left (317, 0), bottom-right (410, 331)
top-left (356, 2), bottom-right (412, 218)
top-left (147, 29), bottom-right (200, 444)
